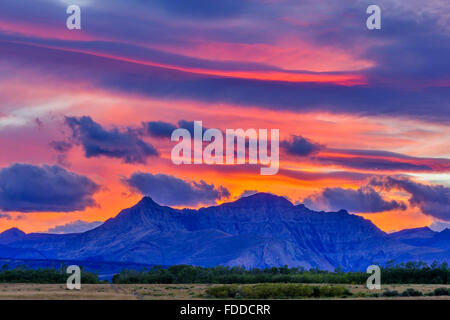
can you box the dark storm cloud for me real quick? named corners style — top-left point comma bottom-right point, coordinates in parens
top-left (123, 172), bottom-right (230, 206)
top-left (0, 164), bottom-right (100, 212)
top-left (65, 116), bottom-right (158, 164)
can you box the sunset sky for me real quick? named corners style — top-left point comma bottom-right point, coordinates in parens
top-left (0, 0), bottom-right (449, 234)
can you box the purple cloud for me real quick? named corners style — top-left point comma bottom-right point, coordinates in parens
top-left (304, 186), bottom-right (406, 213)
top-left (369, 176), bottom-right (450, 221)
top-left (1, 40), bottom-right (449, 123)
top-left (143, 121), bottom-right (178, 138)
top-left (0, 164), bottom-right (100, 212)
top-left (66, 116), bottom-right (158, 164)
top-left (123, 172), bottom-right (230, 206)
top-left (281, 135), bottom-right (324, 156)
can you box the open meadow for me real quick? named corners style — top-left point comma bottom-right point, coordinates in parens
top-left (0, 283), bottom-right (448, 300)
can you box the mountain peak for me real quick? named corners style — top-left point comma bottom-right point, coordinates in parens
top-left (234, 192), bottom-right (293, 207)
top-left (390, 226), bottom-right (437, 240)
top-left (0, 227), bottom-right (26, 245)
top-left (134, 196), bottom-right (161, 208)
top-left (0, 227), bottom-right (25, 236)
top-left (2, 192), bottom-right (449, 270)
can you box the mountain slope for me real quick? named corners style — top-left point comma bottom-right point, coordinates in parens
top-left (0, 227), bottom-right (26, 245)
top-left (390, 227), bottom-right (437, 241)
top-left (391, 227), bottom-right (450, 250)
top-left (1, 193), bottom-right (448, 270)
top-left (0, 244), bottom-right (46, 259)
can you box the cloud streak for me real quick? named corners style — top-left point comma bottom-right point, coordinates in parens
top-left (1, 41), bottom-right (449, 123)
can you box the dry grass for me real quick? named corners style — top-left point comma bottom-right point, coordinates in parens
top-left (337, 283), bottom-right (450, 300)
top-left (0, 283), bottom-right (448, 300)
top-left (0, 283), bottom-right (133, 300)
top-left (128, 283), bottom-right (213, 300)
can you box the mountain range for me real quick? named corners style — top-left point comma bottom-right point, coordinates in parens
top-left (0, 193), bottom-right (448, 271)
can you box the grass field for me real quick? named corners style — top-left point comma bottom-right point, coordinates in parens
top-left (0, 283), bottom-right (449, 300)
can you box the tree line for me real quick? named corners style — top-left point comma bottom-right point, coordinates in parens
top-left (0, 261), bottom-right (448, 284)
top-left (0, 264), bottom-right (100, 283)
top-left (112, 261), bottom-right (449, 284)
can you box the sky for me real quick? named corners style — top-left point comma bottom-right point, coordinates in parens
top-left (0, 0), bottom-right (449, 233)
